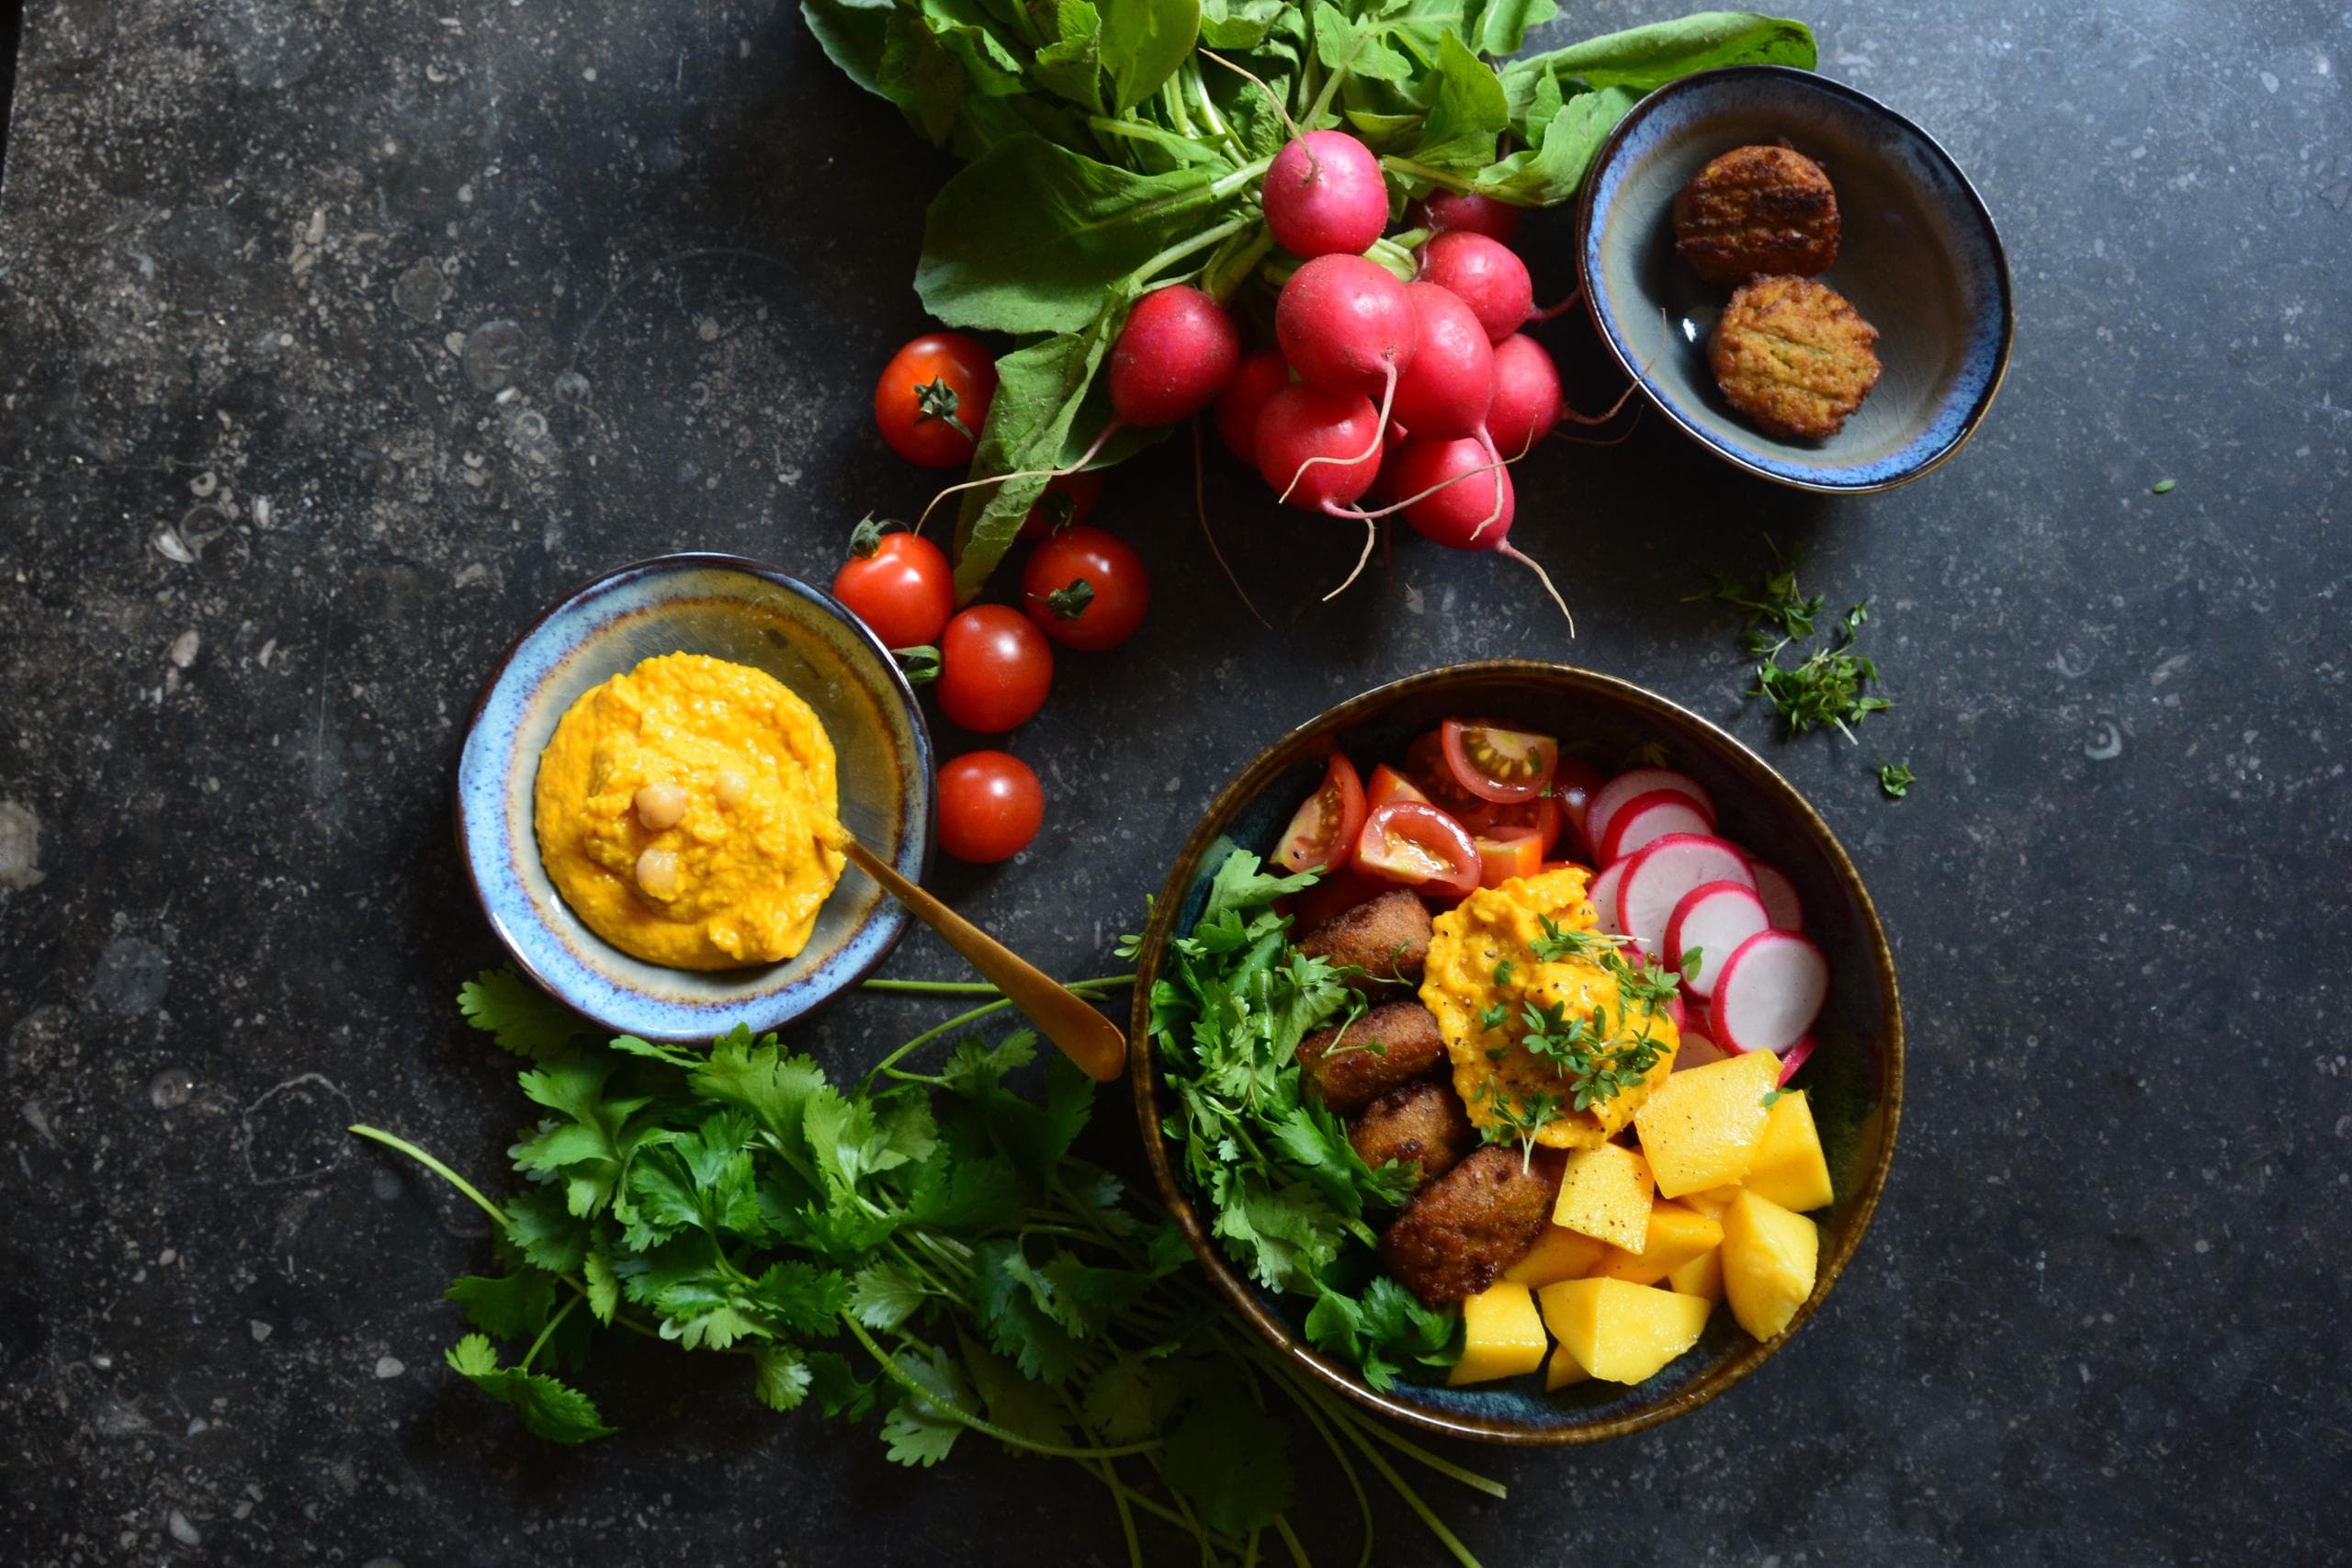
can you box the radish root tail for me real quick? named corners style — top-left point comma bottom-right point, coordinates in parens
top-left (1325, 452), bottom-right (1507, 523)
top-left (1319, 509), bottom-right (1380, 602)
top-left (916, 422), bottom-right (1117, 534)
top-left (1278, 365), bottom-right (1395, 506)
top-left (1503, 542), bottom-right (1575, 636)
top-left (1193, 416), bottom-right (1270, 628)
top-left (1532, 287), bottom-right (1584, 323)
top-left (1558, 303), bottom-right (1668, 429)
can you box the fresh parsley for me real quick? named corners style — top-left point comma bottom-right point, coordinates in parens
top-left (1878, 761), bottom-right (1916, 799)
top-left (1699, 544), bottom-right (1894, 744)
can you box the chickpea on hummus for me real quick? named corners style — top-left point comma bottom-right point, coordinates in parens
top-left (534, 652), bottom-right (847, 970)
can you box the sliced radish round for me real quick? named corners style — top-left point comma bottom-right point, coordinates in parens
top-left (1585, 768), bottom-right (1715, 856)
top-left (1615, 834), bottom-right (1754, 959)
top-left (1588, 858), bottom-right (1628, 935)
top-left (1776, 1034), bottom-right (1818, 1085)
top-left (1664, 881), bottom-right (1771, 999)
top-left (1674, 1030), bottom-right (1730, 1071)
top-left (1747, 861), bottom-right (1804, 931)
top-left (1662, 991), bottom-right (1687, 1032)
top-left (1598, 790), bottom-right (1714, 864)
top-left (1710, 931), bottom-right (1829, 1056)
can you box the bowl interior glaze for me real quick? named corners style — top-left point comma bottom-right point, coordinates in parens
top-left (1129, 663), bottom-right (1902, 1443)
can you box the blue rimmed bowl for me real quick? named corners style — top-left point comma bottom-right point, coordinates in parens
top-left (1577, 64), bottom-right (2013, 492)
top-left (456, 553), bottom-right (933, 1042)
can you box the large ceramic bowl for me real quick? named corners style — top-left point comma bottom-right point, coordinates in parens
top-left (456, 553), bottom-right (933, 1042)
top-left (1128, 662), bottom-right (1902, 1444)
top-left (1577, 64), bottom-right (2013, 492)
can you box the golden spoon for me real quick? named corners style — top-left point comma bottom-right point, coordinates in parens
top-left (838, 834), bottom-right (1128, 1082)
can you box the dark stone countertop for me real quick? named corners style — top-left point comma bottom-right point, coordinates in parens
top-left (2, 2), bottom-right (2346, 1563)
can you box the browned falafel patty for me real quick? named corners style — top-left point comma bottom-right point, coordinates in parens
top-left (1674, 143), bottom-right (1841, 286)
top-left (1294, 888), bottom-right (1433, 990)
top-left (1348, 1081), bottom-right (1477, 1195)
top-left (1379, 1145), bottom-right (1562, 1306)
top-left (1710, 275), bottom-right (1883, 441)
top-left (1296, 999), bottom-right (1447, 1114)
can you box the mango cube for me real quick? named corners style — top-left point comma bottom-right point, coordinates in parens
top-left (1537, 1278), bottom-right (1714, 1384)
top-left (1550, 1143), bottom-right (1654, 1251)
top-left (1666, 1247), bottom-right (1724, 1303)
top-left (1505, 1224), bottom-right (1609, 1287)
top-left (1544, 1343), bottom-right (1591, 1391)
top-left (1721, 1190), bottom-right (1819, 1341)
top-left (1632, 1047), bottom-right (1781, 1197)
top-left (1680, 1186), bottom-right (1741, 1221)
top-left (1743, 1089), bottom-right (1835, 1213)
top-left (1595, 1201), bottom-right (1725, 1286)
top-left (1446, 1281), bottom-right (1549, 1386)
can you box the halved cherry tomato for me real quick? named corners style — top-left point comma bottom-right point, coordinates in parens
top-left (1365, 763), bottom-right (1429, 810)
top-left (1475, 828), bottom-right (1545, 888)
top-left (1441, 718), bottom-right (1559, 804)
top-left (1275, 753), bottom-right (1366, 875)
top-left (1549, 756), bottom-right (1607, 855)
top-left (1354, 801), bottom-right (1480, 901)
top-left (1404, 729), bottom-right (1484, 815)
top-left (1286, 863), bottom-right (1383, 930)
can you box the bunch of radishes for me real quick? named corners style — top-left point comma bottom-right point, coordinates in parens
top-left (1581, 766), bottom-right (1828, 1084)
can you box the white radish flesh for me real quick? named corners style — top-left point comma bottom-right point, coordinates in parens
top-left (1664, 881), bottom-right (1771, 998)
top-left (1586, 768), bottom-right (1716, 855)
top-left (1598, 791), bottom-right (1714, 866)
top-left (1748, 861), bottom-right (1804, 931)
top-left (1614, 834), bottom-right (1755, 960)
top-left (1589, 858), bottom-right (1628, 935)
top-left (1709, 931), bottom-right (1829, 1056)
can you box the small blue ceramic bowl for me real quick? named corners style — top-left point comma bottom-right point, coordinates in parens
top-left (1577, 65), bottom-right (2013, 492)
top-left (456, 553), bottom-right (933, 1042)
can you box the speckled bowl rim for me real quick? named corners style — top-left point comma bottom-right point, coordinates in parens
top-left (1126, 660), bottom-right (1904, 1445)
top-left (453, 551), bottom-right (934, 1041)
top-left (1575, 64), bottom-right (2016, 495)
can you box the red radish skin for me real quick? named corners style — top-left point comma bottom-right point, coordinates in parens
top-left (1107, 286), bottom-right (1241, 427)
top-left (1613, 834), bottom-right (1754, 959)
top-left (1413, 189), bottom-right (1522, 244)
top-left (1383, 435), bottom-right (1574, 626)
top-left (1391, 283), bottom-right (1497, 440)
top-left (1550, 755), bottom-right (1607, 859)
top-left (1747, 861), bottom-right (1805, 931)
top-left (1254, 384), bottom-right (1385, 509)
top-left (1709, 931), bottom-right (1830, 1056)
top-left (1487, 334), bottom-right (1565, 457)
top-left (1598, 790), bottom-right (1714, 866)
top-left (1418, 231), bottom-right (1536, 343)
top-left (1277, 254), bottom-right (1419, 401)
top-left (1263, 131), bottom-right (1390, 259)
top-left (1776, 1034), bottom-right (1818, 1084)
top-left (1215, 349), bottom-right (1292, 467)
top-left (1663, 880), bottom-right (1771, 998)
top-left (1586, 769), bottom-right (1717, 856)
top-left (1589, 858), bottom-right (1629, 934)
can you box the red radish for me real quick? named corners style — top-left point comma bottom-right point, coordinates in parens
top-left (1674, 1031), bottom-right (1730, 1071)
top-left (1385, 435), bottom-right (1574, 626)
top-left (1272, 255), bottom-right (1419, 536)
top-left (1550, 755), bottom-right (1606, 858)
top-left (1598, 790), bottom-right (1714, 865)
top-left (1215, 349), bottom-right (1292, 466)
top-left (1418, 230), bottom-right (1535, 343)
top-left (1586, 768), bottom-right (1716, 856)
top-left (1589, 858), bottom-right (1629, 934)
top-left (1709, 931), bottom-right (1829, 1056)
top-left (1486, 334), bottom-right (1565, 457)
top-left (1663, 881), bottom-right (1771, 999)
top-left (1391, 283), bottom-right (1496, 440)
top-left (1747, 861), bottom-right (1805, 932)
top-left (1107, 286), bottom-right (1241, 427)
top-left (1662, 991), bottom-right (1688, 1032)
top-left (1412, 189), bottom-right (1521, 244)
top-left (1614, 833), bottom-right (1755, 959)
top-left (1263, 130), bottom-right (1389, 259)
top-left (1254, 384), bottom-right (1384, 509)
top-left (1776, 1034), bottom-right (1818, 1084)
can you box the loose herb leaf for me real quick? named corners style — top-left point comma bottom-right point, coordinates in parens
top-left (1878, 761), bottom-right (1916, 799)
top-left (458, 970), bottom-right (587, 1059)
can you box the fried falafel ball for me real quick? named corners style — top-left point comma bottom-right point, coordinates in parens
top-left (1710, 275), bottom-right (1883, 441)
top-left (1379, 1145), bottom-right (1563, 1306)
top-left (1348, 1081), bottom-right (1477, 1196)
top-left (1296, 1000), bottom-right (1447, 1114)
top-left (1294, 888), bottom-right (1433, 991)
top-left (1674, 143), bottom-right (1841, 287)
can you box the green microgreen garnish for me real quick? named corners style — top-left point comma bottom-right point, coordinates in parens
top-left (1878, 761), bottom-right (1916, 799)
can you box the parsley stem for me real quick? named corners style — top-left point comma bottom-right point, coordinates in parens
top-left (518, 1293), bottom-right (581, 1373)
top-left (348, 1123), bottom-right (508, 1227)
top-left (1259, 1356), bottom-right (1376, 1568)
top-left (1272, 1516), bottom-right (1311, 1568)
top-left (861, 973), bottom-right (1135, 998)
top-left (839, 1316), bottom-right (1164, 1461)
top-left (1308, 1382), bottom-right (1487, 1568)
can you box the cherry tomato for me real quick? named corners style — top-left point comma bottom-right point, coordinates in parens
top-left (936, 750), bottom-right (1045, 863)
top-left (1354, 801), bottom-right (1480, 901)
top-left (937, 606), bottom-right (1052, 732)
top-left (1275, 753), bottom-right (1367, 875)
top-left (1549, 756), bottom-right (1607, 857)
top-left (1018, 470), bottom-right (1104, 542)
top-left (1364, 763), bottom-right (1429, 810)
top-left (1404, 728), bottom-right (1486, 816)
top-left (1474, 827), bottom-right (1545, 888)
top-left (1440, 718), bottom-right (1559, 804)
top-left (875, 333), bottom-right (998, 468)
top-left (1021, 526), bottom-right (1149, 651)
top-left (1286, 863), bottom-right (1384, 929)
top-left (831, 528), bottom-right (955, 650)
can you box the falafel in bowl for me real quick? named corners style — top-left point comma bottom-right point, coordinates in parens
top-left (1127, 663), bottom-right (1902, 1444)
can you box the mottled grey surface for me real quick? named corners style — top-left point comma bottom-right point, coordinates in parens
top-left (2, 1), bottom-right (2347, 1563)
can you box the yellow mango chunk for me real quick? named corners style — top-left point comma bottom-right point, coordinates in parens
top-left (1446, 1282), bottom-right (1549, 1386)
top-left (1744, 1089), bottom-right (1835, 1213)
top-left (1550, 1143), bottom-right (1654, 1251)
top-left (1722, 1190), bottom-right (1819, 1341)
top-left (1632, 1047), bottom-right (1781, 1197)
top-left (1596, 1201), bottom-right (1725, 1285)
top-left (1537, 1278), bottom-right (1713, 1384)
top-left (1666, 1246), bottom-right (1724, 1303)
top-left (1544, 1343), bottom-right (1592, 1391)
top-left (1505, 1224), bottom-right (1609, 1287)
top-left (1680, 1186), bottom-right (1739, 1221)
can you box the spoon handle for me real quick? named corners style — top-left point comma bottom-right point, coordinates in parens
top-left (840, 835), bottom-right (1128, 1082)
